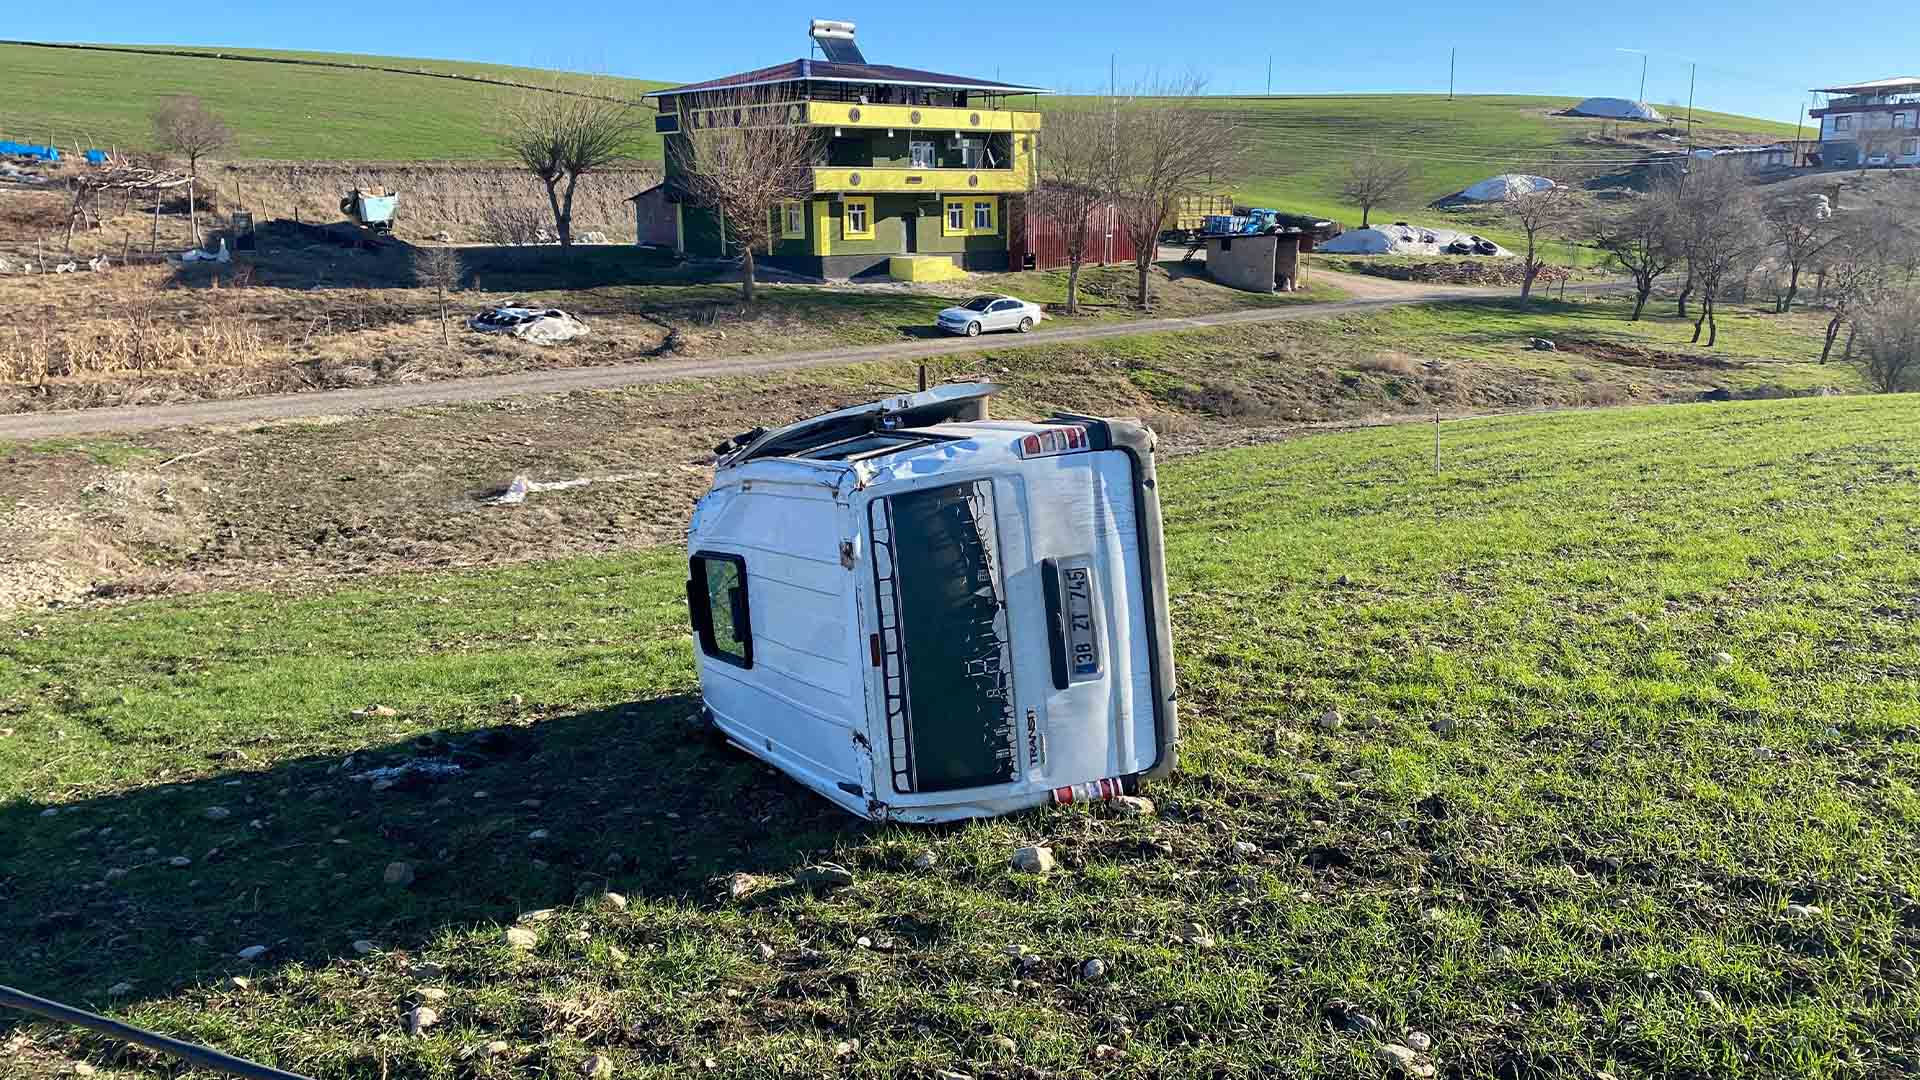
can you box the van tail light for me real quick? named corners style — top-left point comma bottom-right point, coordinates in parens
top-left (1050, 777), bottom-right (1122, 805)
top-left (1018, 425), bottom-right (1089, 459)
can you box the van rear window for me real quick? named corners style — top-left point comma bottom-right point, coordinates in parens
top-left (689, 553), bottom-right (752, 668)
top-left (869, 481), bottom-right (1017, 793)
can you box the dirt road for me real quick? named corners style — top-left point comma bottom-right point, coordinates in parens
top-left (0, 273), bottom-right (1607, 440)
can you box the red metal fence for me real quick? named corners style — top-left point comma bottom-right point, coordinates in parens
top-left (1007, 195), bottom-right (1141, 272)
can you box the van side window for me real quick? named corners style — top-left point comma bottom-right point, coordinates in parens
top-left (689, 553), bottom-right (752, 668)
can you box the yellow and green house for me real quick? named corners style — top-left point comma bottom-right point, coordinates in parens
top-left (643, 57), bottom-right (1045, 279)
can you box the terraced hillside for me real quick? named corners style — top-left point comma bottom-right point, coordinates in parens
top-left (5, 43), bottom-right (1794, 222)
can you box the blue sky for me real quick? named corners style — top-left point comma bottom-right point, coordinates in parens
top-left (19, 1), bottom-right (1914, 122)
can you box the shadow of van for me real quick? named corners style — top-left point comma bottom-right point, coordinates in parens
top-left (1, 693), bottom-right (862, 1009)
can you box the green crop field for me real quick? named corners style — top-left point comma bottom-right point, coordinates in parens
top-left (5, 44), bottom-right (1792, 221)
top-left (3, 395), bottom-right (1916, 1079)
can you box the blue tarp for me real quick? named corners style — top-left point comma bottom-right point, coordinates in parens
top-left (84, 150), bottom-right (108, 165)
top-left (0, 140), bottom-right (60, 162)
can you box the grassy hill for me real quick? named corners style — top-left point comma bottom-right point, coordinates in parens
top-left (3, 43), bottom-right (1797, 225)
top-left (4, 394), bottom-right (1915, 1078)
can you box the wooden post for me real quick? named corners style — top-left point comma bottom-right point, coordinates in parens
top-left (1434, 410), bottom-right (1441, 472)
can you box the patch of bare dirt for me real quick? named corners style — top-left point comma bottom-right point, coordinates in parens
top-left (1554, 337), bottom-right (1740, 371)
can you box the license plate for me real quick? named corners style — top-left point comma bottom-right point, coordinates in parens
top-left (1062, 566), bottom-right (1102, 680)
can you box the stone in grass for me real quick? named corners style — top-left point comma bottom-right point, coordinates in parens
top-left (1784, 903), bottom-right (1822, 919)
top-left (910, 850), bottom-right (939, 872)
top-left (1178, 922), bottom-right (1216, 948)
top-left (418, 988), bottom-right (449, 1003)
top-left (236, 945), bottom-right (269, 962)
top-left (1111, 795), bottom-right (1155, 817)
top-left (1712, 652), bottom-right (1736, 668)
top-left (1316, 708), bottom-right (1342, 732)
top-left (991, 1035), bottom-right (1018, 1055)
top-left (753, 943), bottom-right (777, 962)
top-left (1376, 1043), bottom-right (1419, 1070)
top-left (934, 1071), bottom-right (975, 1080)
top-left (1404, 1031), bottom-right (1432, 1053)
top-left (724, 873), bottom-right (758, 901)
top-left (505, 926), bottom-right (539, 950)
top-left (107, 982), bottom-right (134, 997)
top-left (204, 806), bottom-right (232, 822)
top-left (833, 1039), bottom-right (859, 1058)
top-left (168, 856), bottom-right (192, 868)
top-left (581, 1053), bottom-right (614, 1078)
top-left (352, 940), bottom-right (377, 955)
top-left (1080, 957), bottom-right (1109, 981)
top-left (383, 862), bottom-right (415, 888)
top-left (1011, 846), bottom-right (1056, 875)
top-left (1230, 840), bottom-right (1261, 858)
top-left (407, 1006), bottom-right (439, 1036)
top-left (527, 829), bottom-right (551, 842)
top-left (597, 891), bottom-right (628, 911)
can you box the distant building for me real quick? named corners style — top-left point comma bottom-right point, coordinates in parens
top-left (639, 22), bottom-right (1045, 278)
top-left (1809, 78), bottom-right (1920, 169)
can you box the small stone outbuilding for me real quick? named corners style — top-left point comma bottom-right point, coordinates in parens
top-left (1204, 231), bottom-right (1304, 293)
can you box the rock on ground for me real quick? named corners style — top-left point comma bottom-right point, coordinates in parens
top-left (505, 927), bottom-right (539, 950)
top-left (1011, 846), bottom-right (1056, 874)
top-left (1111, 795), bottom-right (1155, 816)
top-left (383, 861), bottom-right (415, 887)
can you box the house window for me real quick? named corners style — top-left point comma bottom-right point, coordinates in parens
top-left (1834, 115), bottom-right (1852, 132)
top-left (1904, 139), bottom-right (1919, 157)
top-left (843, 196), bottom-right (875, 240)
top-left (1896, 112), bottom-right (1915, 128)
top-left (689, 552), bottom-right (752, 669)
top-left (959, 137), bottom-right (986, 168)
top-left (944, 197), bottom-right (997, 237)
top-left (945, 198), bottom-right (966, 235)
top-left (779, 201), bottom-right (806, 240)
top-left (910, 141), bottom-right (936, 168)
top-left (973, 200), bottom-right (995, 232)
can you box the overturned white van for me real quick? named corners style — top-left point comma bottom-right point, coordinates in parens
top-left (686, 384), bottom-right (1177, 823)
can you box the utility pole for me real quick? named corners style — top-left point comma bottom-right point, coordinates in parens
top-left (1638, 53), bottom-right (1647, 103)
top-left (1793, 99), bottom-right (1807, 167)
top-left (1267, 55), bottom-right (1273, 96)
top-left (1685, 62), bottom-right (1697, 155)
top-left (1449, 48), bottom-right (1456, 101)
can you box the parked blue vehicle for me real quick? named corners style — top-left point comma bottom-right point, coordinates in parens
top-left (1201, 208), bottom-right (1283, 236)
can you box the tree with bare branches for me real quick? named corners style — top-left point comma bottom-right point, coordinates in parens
top-left (1112, 78), bottom-right (1239, 312)
top-left (671, 88), bottom-right (819, 305)
top-left (1848, 287), bottom-right (1920, 391)
top-left (1032, 104), bottom-right (1120, 315)
top-left (1501, 183), bottom-right (1582, 301)
top-left (1339, 151), bottom-right (1417, 228)
top-left (415, 246), bottom-right (465, 347)
top-left (1760, 191), bottom-right (1838, 313)
top-left (1668, 165), bottom-right (1761, 346)
top-left (502, 82), bottom-right (644, 248)
top-left (1590, 185), bottom-right (1682, 320)
top-left (1814, 210), bottom-right (1911, 362)
top-left (151, 95), bottom-right (231, 246)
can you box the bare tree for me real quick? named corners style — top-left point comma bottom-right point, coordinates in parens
top-left (1032, 104), bottom-right (1120, 315)
top-left (502, 82), bottom-right (643, 249)
top-left (1501, 183), bottom-right (1581, 301)
top-left (1111, 78), bottom-right (1240, 312)
top-left (1814, 210), bottom-right (1908, 362)
top-left (151, 95), bottom-right (232, 246)
top-left (415, 246), bottom-right (465, 347)
top-left (672, 89), bottom-right (818, 305)
top-left (1760, 192), bottom-right (1838, 313)
top-left (1590, 187), bottom-right (1682, 320)
top-left (1339, 151), bottom-right (1417, 228)
top-left (1672, 168), bottom-right (1761, 347)
top-left (1848, 287), bottom-right (1920, 391)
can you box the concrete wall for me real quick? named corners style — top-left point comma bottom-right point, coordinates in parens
top-left (1205, 234), bottom-right (1279, 293)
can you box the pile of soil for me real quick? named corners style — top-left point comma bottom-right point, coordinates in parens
top-left (1554, 337), bottom-right (1739, 370)
top-left (1338, 259), bottom-right (1568, 287)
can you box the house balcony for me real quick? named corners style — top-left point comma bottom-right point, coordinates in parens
top-left (810, 165), bottom-right (1032, 195)
top-left (802, 100), bottom-right (1040, 133)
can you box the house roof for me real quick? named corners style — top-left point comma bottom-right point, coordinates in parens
top-left (643, 59), bottom-right (1049, 99)
top-left (1813, 76), bottom-right (1920, 95)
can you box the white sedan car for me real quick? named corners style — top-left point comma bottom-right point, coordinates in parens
top-left (935, 295), bottom-right (1042, 337)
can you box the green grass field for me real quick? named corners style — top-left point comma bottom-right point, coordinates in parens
top-left (3, 395), bottom-right (1916, 1078)
top-left (6, 44), bottom-right (1791, 220)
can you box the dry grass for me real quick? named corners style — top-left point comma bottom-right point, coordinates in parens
top-left (0, 268), bottom-right (275, 381)
top-left (209, 161), bottom-right (658, 244)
